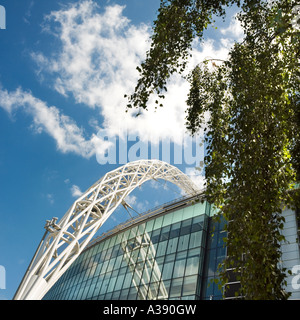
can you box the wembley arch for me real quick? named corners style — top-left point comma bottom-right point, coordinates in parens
top-left (14, 159), bottom-right (200, 300)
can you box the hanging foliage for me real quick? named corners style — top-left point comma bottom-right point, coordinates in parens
top-left (126, 0), bottom-right (300, 299)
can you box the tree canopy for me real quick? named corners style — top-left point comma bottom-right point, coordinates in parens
top-left (126, 0), bottom-right (300, 299)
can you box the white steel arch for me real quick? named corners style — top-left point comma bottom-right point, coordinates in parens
top-left (14, 159), bottom-right (200, 300)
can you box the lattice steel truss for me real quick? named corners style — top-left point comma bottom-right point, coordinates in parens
top-left (14, 160), bottom-right (200, 300)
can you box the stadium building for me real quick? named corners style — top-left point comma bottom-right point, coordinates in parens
top-left (14, 160), bottom-right (300, 300)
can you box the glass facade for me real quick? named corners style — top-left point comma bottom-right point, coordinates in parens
top-left (201, 216), bottom-right (226, 300)
top-left (42, 196), bottom-right (300, 300)
top-left (43, 198), bottom-right (212, 300)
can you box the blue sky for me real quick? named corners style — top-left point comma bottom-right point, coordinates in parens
top-left (0, 0), bottom-right (242, 300)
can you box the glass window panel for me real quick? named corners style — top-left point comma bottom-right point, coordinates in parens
top-left (108, 236), bottom-right (117, 248)
top-left (114, 255), bottom-right (122, 270)
top-left (185, 256), bottom-right (200, 276)
top-left (89, 262), bottom-right (97, 278)
top-left (160, 225), bottom-right (170, 241)
top-left (162, 212), bottom-right (173, 227)
top-left (94, 252), bottom-right (101, 263)
top-left (160, 279), bottom-right (171, 299)
top-left (103, 239), bottom-right (110, 250)
top-left (123, 273), bottom-right (133, 289)
top-left (182, 275), bottom-right (197, 296)
top-left (156, 240), bottom-right (168, 257)
top-left (111, 245), bottom-right (119, 259)
top-left (130, 226), bottom-right (138, 239)
top-left (106, 257), bottom-right (116, 273)
top-left (118, 266), bottom-right (127, 276)
top-left (169, 277), bottom-right (183, 298)
top-left (169, 222), bottom-right (180, 238)
top-left (111, 268), bottom-right (119, 278)
top-left (130, 249), bottom-right (140, 265)
top-left (147, 282), bottom-right (160, 299)
top-left (178, 234), bottom-right (190, 252)
top-left (119, 288), bottom-right (129, 299)
top-left (133, 267), bottom-right (143, 286)
top-left (153, 216), bottom-right (163, 230)
top-left (188, 248), bottom-right (200, 258)
top-left (217, 245), bottom-right (226, 259)
top-left (173, 259), bottom-right (186, 278)
top-left (100, 278), bottom-right (109, 294)
top-left (125, 239), bottom-right (135, 251)
top-left (151, 229), bottom-right (161, 244)
top-left (77, 286), bottom-right (85, 300)
top-left (100, 260), bottom-right (109, 275)
top-left (72, 284), bottom-right (80, 300)
top-left (115, 233), bottom-right (123, 245)
top-left (100, 249), bottom-right (107, 263)
top-left (128, 287), bottom-right (138, 300)
top-left (107, 277), bottom-right (117, 293)
top-left (94, 263), bottom-right (102, 278)
top-left (162, 261), bottom-right (174, 280)
top-left (86, 283), bottom-right (96, 299)
top-left (94, 275), bottom-right (104, 296)
top-left (156, 256), bottom-right (164, 268)
top-left (194, 202), bottom-right (206, 216)
top-left (112, 290), bottom-right (121, 300)
top-left (166, 237), bottom-right (178, 254)
top-left (207, 249), bottom-right (217, 276)
top-left (219, 216), bottom-right (226, 231)
top-left (90, 245), bottom-right (98, 257)
top-left (145, 219), bottom-right (154, 232)
top-left (123, 229), bottom-right (131, 240)
top-left (142, 232), bottom-right (151, 247)
top-left (141, 262), bottom-right (152, 284)
top-left (138, 223), bottom-right (145, 234)
top-left (137, 285), bottom-right (148, 300)
top-left (176, 250), bottom-right (187, 260)
top-left (183, 206), bottom-right (194, 219)
top-left (189, 231), bottom-right (202, 249)
top-left (218, 231), bottom-right (227, 248)
top-left (121, 256), bottom-right (128, 267)
top-left (97, 241), bottom-right (104, 252)
top-left (209, 231), bottom-right (218, 249)
top-left (172, 209), bottom-right (183, 223)
top-left (192, 215), bottom-right (205, 232)
top-left (137, 245), bottom-right (149, 263)
top-left (180, 219), bottom-right (192, 236)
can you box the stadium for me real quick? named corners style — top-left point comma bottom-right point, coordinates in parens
top-left (13, 160), bottom-right (300, 300)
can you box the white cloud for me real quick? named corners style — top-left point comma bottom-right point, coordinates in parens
top-left (1, 1), bottom-right (241, 161)
top-left (31, 1), bottom-right (231, 146)
top-left (220, 14), bottom-right (245, 42)
top-left (46, 193), bottom-right (54, 204)
top-left (70, 184), bottom-right (83, 197)
top-left (32, 1), bottom-right (150, 108)
top-left (185, 167), bottom-right (206, 190)
top-left (125, 194), bottom-right (137, 206)
top-left (0, 87), bottom-right (111, 158)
